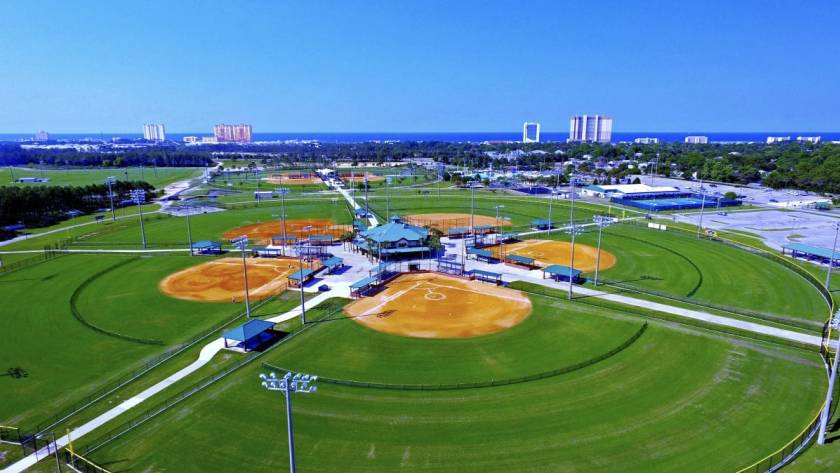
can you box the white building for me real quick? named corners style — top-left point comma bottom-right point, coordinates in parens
top-left (766, 136), bottom-right (791, 144)
top-left (522, 122), bottom-right (540, 143)
top-left (581, 183), bottom-right (679, 198)
top-left (143, 123), bottom-right (166, 142)
top-left (569, 115), bottom-right (612, 143)
top-left (684, 136), bottom-right (709, 144)
top-left (33, 130), bottom-right (49, 142)
top-left (182, 136), bottom-right (199, 144)
top-left (797, 136), bottom-right (821, 144)
top-left (633, 137), bottom-right (659, 144)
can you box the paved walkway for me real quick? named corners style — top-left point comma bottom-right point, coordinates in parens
top-left (0, 283), bottom-right (348, 473)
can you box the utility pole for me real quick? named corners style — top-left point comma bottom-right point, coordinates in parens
top-left (130, 189), bottom-right (147, 248)
top-left (298, 226), bottom-right (312, 325)
top-left (568, 173), bottom-right (576, 300)
top-left (825, 224), bottom-right (839, 289)
top-left (696, 178), bottom-right (707, 238)
top-left (233, 236), bottom-right (252, 318)
top-left (105, 176), bottom-right (117, 222)
top-left (280, 188), bottom-right (289, 256)
top-left (186, 206), bottom-right (194, 256)
top-left (818, 310), bottom-right (840, 445)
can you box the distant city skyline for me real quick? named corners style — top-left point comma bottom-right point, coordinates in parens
top-left (1, 1), bottom-right (838, 133)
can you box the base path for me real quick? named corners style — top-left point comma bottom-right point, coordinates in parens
top-left (0, 284), bottom-right (350, 473)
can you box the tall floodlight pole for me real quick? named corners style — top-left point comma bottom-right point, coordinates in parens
top-left (547, 187), bottom-right (554, 238)
top-left (386, 176), bottom-right (391, 220)
top-left (495, 205), bottom-right (504, 235)
top-left (105, 176), bottom-right (117, 222)
top-left (593, 215), bottom-right (615, 286)
top-left (818, 310), bottom-right (840, 445)
top-left (470, 183), bottom-right (476, 244)
top-left (696, 178), bottom-right (707, 238)
top-left (364, 175), bottom-right (370, 219)
top-left (259, 372), bottom-right (318, 473)
top-left (568, 173), bottom-right (577, 300)
top-left (280, 188), bottom-right (289, 256)
top-left (298, 226), bottom-right (312, 324)
top-left (233, 236), bottom-right (252, 318)
top-left (130, 189), bottom-right (147, 248)
top-left (825, 223), bottom-right (840, 289)
top-left (185, 204), bottom-right (194, 256)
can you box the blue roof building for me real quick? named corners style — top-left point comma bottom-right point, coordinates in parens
top-left (356, 216), bottom-right (431, 259)
top-left (222, 319), bottom-right (277, 351)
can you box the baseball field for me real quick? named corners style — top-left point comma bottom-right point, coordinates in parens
top-left (0, 187), bottom-right (835, 472)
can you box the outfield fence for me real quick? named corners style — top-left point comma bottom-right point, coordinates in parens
top-left (263, 322), bottom-right (648, 391)
top-left (77, 301), bottom-right (346, 457)
top-left (28, 290), bottom-right (283, 437)
top-left (0, 246), bottom-right (68, 275)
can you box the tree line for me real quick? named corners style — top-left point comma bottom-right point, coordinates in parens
top-left (0, 181), bottom-right (154, 229)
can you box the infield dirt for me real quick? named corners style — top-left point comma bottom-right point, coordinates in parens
top-left (160, 257), bottom-right (304, 302)
top-left (491, 239), bottom-right (616, 272)
top-left (343, 273), bottom-right (532, 338)
top-left (222, 219), bottom-right (352, 245)
top-left (405, 213), bottom-right (511, 234)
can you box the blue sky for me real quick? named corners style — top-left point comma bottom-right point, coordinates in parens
top-left (1, 0), bottom-right (838, 133)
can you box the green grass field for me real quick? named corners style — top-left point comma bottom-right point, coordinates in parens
top-left (81, 290), bottom-right (826, 472)
top-left (0, 166), bottom-right (204, 189)
top-left (0, 254), bottom-right (302, 432)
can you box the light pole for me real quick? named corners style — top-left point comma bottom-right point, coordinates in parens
top-left (825, 223), bottom-right (839, 289)
top-left (818, 310), bottom-right (840, 445)
top-left (568, 172), bottom-right (577, 300)
top-left (298, 226), bottom-right (312, 325)
top-left (232, 236), bottom-right (252, 318)
top-left (469, 181), bottom-right (477, 245)
top-left (696, 178), bottom-right (707, 238)
top-left (280, 188), bottom-right (289, 256)
top-left (105, 176), bottom-right (117, 222)
top-left (259, 371), bottom-right (318, 473)
top-left (130, 189), bottom-right (147, 249)
top-left (494, 205), bottom-right (504, 235)
top-left (185, 204), bottom-right (194, 256)
top-left (592, 215), bottom-right (616, 286)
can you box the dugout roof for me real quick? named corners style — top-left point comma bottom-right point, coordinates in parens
top-left (223, 320), bottom-right (275, 342)
top-left (288, 268), bottom-right (315, 281)
top-left (507, 254), bottom-right (535, 265)
top-left (543, 264), bottom-right (583, 278)
top-left (783, 243), bottom-right (838, 260)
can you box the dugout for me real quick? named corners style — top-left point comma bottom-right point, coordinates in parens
top-left (308, 234), bottom-right (336, 246)
top-left (473, 224), bottom-right (497, 234)
top-left (436, 258), bottom-right (464, 276)
top-left (271, 235), bottom-right (298, 246)
top-left (471, 269), bottom-right (503, 285)
top-left (467, 247), bottom-right (497, 263)
top-left (288, 268), bottom-right (315, 287)
top-left (531, 219), bottom-right (554, 230)
top-left (350, 276), bottom-right (377, 298)
top-left (252, 247), bottom-right (283, 257)
top-left (190, 240), bottom-right (222, 256)
top-left (448, 227), bottom-right (471, 238)
top-left (542, 264), bottom-right (584, 283)
top-left (223, 319), bottom-right (277, 352)
top-left (321, 256), bottom-right (345, 274)
top-left (506, 254), bottom-right (538, 268)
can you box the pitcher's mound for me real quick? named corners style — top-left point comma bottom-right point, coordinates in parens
top-left (344, 273), bottom-right (532, 339)
top-left (492, 239), bottom-right (616, 272)
top-left (160, 257), bottom-right (303, 302)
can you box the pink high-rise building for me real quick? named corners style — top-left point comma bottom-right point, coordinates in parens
top-left (213, 123), bottom-right (253, 143)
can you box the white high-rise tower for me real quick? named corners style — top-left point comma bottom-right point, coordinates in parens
top-left (522, 122), bottom-right (540, 143)
top-left (143, 123), bottom-right (166, 142)
top-left (569, 115), bottom-right (612, 143)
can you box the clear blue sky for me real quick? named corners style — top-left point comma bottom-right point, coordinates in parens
top-left (1, 0), bottom-right (838, 133)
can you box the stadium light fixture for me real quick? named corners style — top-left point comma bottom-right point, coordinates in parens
top-left (232, 236), bottom-right (252, 318)
top-left (818, 309), bottom-right (840, 445)
top-left (130, 189), bottom-right (148, 249)
top-left (259, 371), bottom-right (318, 473)
top-left (105, 176), bottom-right (117, 222)
top-left (825, 223), bottom-right (839, 290)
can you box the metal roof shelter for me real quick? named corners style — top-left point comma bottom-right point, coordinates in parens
top-left (782, 243), bottom-right (840, 263)
top-left (471, 269), bottom-right (503, 284)
top-left (190, 240), bottom-right (222, 255)
top-left (321, 256), bottom-right (344, 268)
top-left (531, 219), bottom-right (554, 229)
top-left (506, 254), bottom-right (536, 266)
top-left (543, 264), bottom-right (584, 282)
top-left (223, 319), bottom-right (276, 351)
top-left (350, 275), bottom-right (378, 297)
top-left (360, 219), bottom-right (428, 243)
top-left (288, 268), bottom-right (315, 287)
top-left (467, 248), bottom-right (493, 257)
top-left (448, 227), bottom-right (471, 236)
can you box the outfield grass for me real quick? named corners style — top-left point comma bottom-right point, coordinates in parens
top-left (0, 254), bottom-right (299, 431)
top-left (0, 167), bottom-right (203, 189)
top-left (84, 293), bottom-right (826, 472)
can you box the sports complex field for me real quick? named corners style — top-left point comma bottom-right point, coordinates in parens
top-left (1, 181), bottom-right (838, 472)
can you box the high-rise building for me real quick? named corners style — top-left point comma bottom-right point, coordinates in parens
top-left (797, 136), bottom-right (821, 144)
top-left (213, 123), bottom-right (252, 143)
top-left (633, 137), bottom-right (659, 144)
top-left (143, 123), bottom-right (166, 142)
top-left (684, 136), bottom-right (709, 144)
top-left (33, 130), bottom-right (49, 142)
top-left (522, 122), bottom-right (540, 143)
top-left (569, 115), bottom-right (612, 143)
top-left (766, 136), bottom-right (791, 144)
